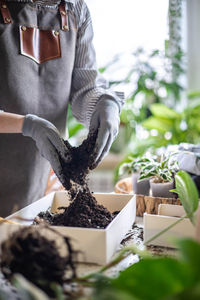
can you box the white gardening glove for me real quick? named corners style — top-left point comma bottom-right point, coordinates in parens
top-left (22, 114), bottom-right (70, 185)
top-left (89, 99), bottom-right (120, 164)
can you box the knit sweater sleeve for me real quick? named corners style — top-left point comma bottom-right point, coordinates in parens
top-left (69, 0), bottom-right (124, 128)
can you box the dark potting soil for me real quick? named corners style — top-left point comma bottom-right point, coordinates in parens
top-left (35, 130), bottom-right (114, 229)
top-left (0, 227), bottom-right (76, 297)
top-left (59, 131), bottom-right (99, 190)
top-left (35, 185), bottom-right (114, 229)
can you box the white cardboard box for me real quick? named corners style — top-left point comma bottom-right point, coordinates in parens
top-left (0, 192), bottom-right (136, 265)
top-left (144, 204), bottom-right (196, 248)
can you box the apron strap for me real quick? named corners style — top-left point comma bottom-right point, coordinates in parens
top-left (58, 0), bottom-right (69, 31)
top-left (0, 1), bottom-right (12, 24)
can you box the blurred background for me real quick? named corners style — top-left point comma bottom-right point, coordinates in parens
top-left (64, 0), bottom-right (200, 193)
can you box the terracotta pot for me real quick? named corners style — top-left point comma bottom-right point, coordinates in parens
top-left (114, 177), bottom-right (133, 194)
top-left (150, 179), bottom-right (175, 198)
top-left (132, 172), bottom-right (150, 196)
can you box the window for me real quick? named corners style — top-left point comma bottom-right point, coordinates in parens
top-left (86, 0), bottom-right (169, 66)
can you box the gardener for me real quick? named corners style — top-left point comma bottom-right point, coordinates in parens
top-left (0, 0), bottom-right (123, 217)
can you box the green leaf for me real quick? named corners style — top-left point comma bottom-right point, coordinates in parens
top-left (118, 162), bottom-right (133, 175)
top-left (173, 171), bottom-right (199, 224)
top-left (175, 238), bottom-right (200, 280)
top-left (93, 289), bottom-right (139, 300)
top-left (167, 282), bottom-right (200, 300)
top-left (98, 67), bottom-right (106, 73)
top-left (187, 90), bottom-right (200, 99)
top-left (150, 103), bottom-right (180, 119)
top-left (111, 258), bottom-right (194, 300)
top-left (161, 173), bottom-right (167, 180)
top-left (68, 122), bottom-right (84, 138)
top-left (50, 283), bottom-right (65, 300)
top-left (150, 49), bottom-right (160, 57)
top-left (142, 116), bottom-right (173, 132)
top-left (185, 99), bottom-right (200, 111)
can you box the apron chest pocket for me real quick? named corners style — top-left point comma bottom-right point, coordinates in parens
top-left (19, 25), bottom-right (61, 64)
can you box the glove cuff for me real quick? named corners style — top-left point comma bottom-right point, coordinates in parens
top-left (96, 97), bottom-right (120, 114)
top-left (22, 114), bottom-right (38, 137)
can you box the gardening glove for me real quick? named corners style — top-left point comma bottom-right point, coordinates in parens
top-left (176, 151), bottom-right (200, 176)
top-left (22, 114), bottom-right (70, 185)
top-left (178, 143), bottom-right (200, 153)
top-left (89, 98), bottom-right (120, 165)
top-left (166, 143), bottom-right (200, 175)
top-left (167, 143), bottom-right (200, 175)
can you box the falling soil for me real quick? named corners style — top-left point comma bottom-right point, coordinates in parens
top-left (35, 130), bottom-right (114, 229)
top-left (59, 131), bottom-right (99, 190)
top-left (0, 226), bottom-right (76, 297)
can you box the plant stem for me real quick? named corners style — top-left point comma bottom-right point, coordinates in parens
top-left (144, 214), bottom-right (187, 245)
top-left (99, 245), bottom-right (149, 273)
top-left (76, 245), bottom-right (150, 282)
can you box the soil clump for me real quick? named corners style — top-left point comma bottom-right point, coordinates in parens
top-left (0, 226), bottom-right (76, 297)
top-left (35, 131), bottom-right (114, 229)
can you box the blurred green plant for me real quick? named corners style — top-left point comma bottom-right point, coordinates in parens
top-left (100, 47), bottom-right (184, 154)
top-left (167, 0), bottom-right (184, 104)
top-left (142, 100), bottom-right (200, 148)
top-left (172, 170), bottom-right (199, 225)
top-left (114, 98), bottom-right (200, 182)
top-left (118, 157), bottom-right (151, 175)
top-left (90, 239), bottom-right (200, 300)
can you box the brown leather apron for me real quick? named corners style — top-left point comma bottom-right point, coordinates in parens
top-left (0, 0), bottom-right (77, 216)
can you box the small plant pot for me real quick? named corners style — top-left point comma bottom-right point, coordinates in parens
top-left (150, 179), bottom-right (175, 198)
top-left (132, 172), bottom-right (150, 196)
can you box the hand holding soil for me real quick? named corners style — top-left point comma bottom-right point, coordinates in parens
top-left (35, 130), bottom-right (115, 229)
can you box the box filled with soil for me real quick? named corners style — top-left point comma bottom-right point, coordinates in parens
top-left (2, 191), bottom-right (136, 265)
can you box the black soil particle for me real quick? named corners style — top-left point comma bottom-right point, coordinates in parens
top-left (35, 130), bottom-right (115, 229)
top-left (0, 226), bottom-right (76, 297)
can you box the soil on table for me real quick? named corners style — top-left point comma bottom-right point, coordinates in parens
top-left (34, 130), bottom-right (114, 229)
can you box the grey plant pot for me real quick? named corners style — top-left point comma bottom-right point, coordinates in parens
top-left (132, 172), bottom-right (150, 196)
top-left (150, 179), bottom-right (175, 198)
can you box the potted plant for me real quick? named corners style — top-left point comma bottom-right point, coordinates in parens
top-left (119, 157), bottom-right (151, 195)
top-left (139, 156), bottom-right (178, 198)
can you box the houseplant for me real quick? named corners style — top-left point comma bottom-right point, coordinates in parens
top-left (138, 155), bottom-right (179, 198)
top-left (99, 45), bottom-right (184, 155)
top-left (119, 157), bottom-right (151, 195)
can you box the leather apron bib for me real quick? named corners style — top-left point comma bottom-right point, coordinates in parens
top-left (0, 0), bottom-right (77, 217)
